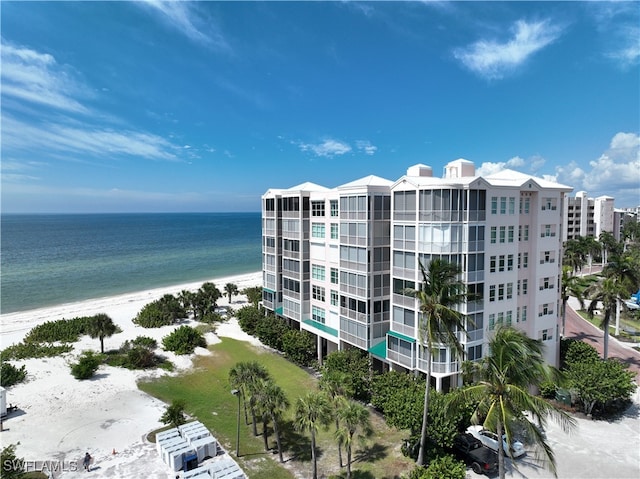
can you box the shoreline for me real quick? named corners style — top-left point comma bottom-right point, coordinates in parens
top-left (0, 270), bottom-right (262, 348)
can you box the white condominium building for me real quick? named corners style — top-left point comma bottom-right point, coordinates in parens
top-left (563, 191), bottom-right (615, 241)
top-left (261, 160), bottom-right (572, 391)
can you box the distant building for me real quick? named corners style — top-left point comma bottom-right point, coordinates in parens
top-left (563, 191), bottom-right (615, 242)
top-left (262, 160), bottom-right (572, 390)
top-left (614, 208), bottom-right (640, 241)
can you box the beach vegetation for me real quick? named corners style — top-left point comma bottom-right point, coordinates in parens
top-left (192, 282), bottom-right (222, 321)
top-left (0, 342), bottom-right (73, 362)
top-left (295, 391), bottom-right (332, 479)
top-left (322, 348), bottom-right (371, 403)
top-left (23, 316), bottom-right (92, 343)
top-left (255, 314), bottom-right (290, 351)
top-left (160, 400), bottom-right (188, 429)
top-left (404, 455), bottom-right (467, 479)
top-left (334, 399), bottom-right (373, 479)
top-left (229, 361), bottom-right (271, 436)
top-left (242, 286), bottom-right (263, 308)
top-left (85, 313), bottom-right (120, 353)
top-left (255, 378), bottom-right (290, 462)
top-left (281, 329), bottom-right (316, 366)
top-left (133, 294), bottom-right (186, 328)
top-left (162, 325), bottom-right (206, 355)
top-left (104, 336), bottom-right (169, 370)
top-left (130, 335), bottom-right (158, 349)
top-left (224, 283), bottom-right (239, 303)
top-left (70, 350), bottom-right (102, 380)
top-left (0, 361), bottom-right (27, 387)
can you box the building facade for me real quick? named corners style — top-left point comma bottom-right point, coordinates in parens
top-left (262, 160), bottom-right (572, 390)
top-left (563, 191), bottom-right (615, 242)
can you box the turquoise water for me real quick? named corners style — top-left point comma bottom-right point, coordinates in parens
top-left (0, 213), bottom-right (262, 314)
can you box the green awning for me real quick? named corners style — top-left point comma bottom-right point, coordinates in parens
top-left (275, 306), bottom-right (283, 315)
top-left (388, 330), bottom-right (416, 343)
top-left (368, 340), bottom-right (387, 359)
top-left (263, 287), bottom-right (275, 294)
top-left (302, 319), bottom-right (338, 337)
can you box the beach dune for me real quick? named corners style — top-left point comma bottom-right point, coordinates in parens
top-left (0, 271), bottom-right (262, 478)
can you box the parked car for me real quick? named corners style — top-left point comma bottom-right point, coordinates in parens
top-left (467, 425), bottom-right (526, 458)
top-left (452, 433), bottom-right (498, 475)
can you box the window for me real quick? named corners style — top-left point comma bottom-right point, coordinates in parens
top-left (509, 197), bottom-right (515, 215)
top-left (311, 201), bottom-right (325, 217)
top-left (507, 283), bottom-right (513, 299)
top-left (497, 312), bottom-right (504, 326)
top-left (490, 227), bottom-right (497, 244)
top-left (541, 224), bottom-right (556, 238)
top-left (541, 251), bottom-right (555, 264)
top-left (312, 264), bottom-right (325, 281)
top-left (540, 328), bottom-right (553, 341)
top-left (516, 307), bottom-right (520, 323)
top-left (523, 252), bottom-right (528, 268)
top-left (330, 200), bottom-right (338, 217)
top-left (540, 303), bottom-right (553, 316)
top-left (498, 283), bottom-right (505, 301)
top-left (468, 344), bottom-right (483, 361)
top-left (507, 254), bottom-right (513, 271)
top-left (490, 256), bottom-right (496, 273)
top-left (523, 225), bottom-right (529, 241)
top-left (542, 198), bottom-right (557, 211)
top-left (499, 255), bottom-right (505, 272)
top-left (489, 313), bottom-right (495, 330)
top-left (522, 305), bottom-right (527, 322)
top-left (330, 268), bottom-right (339, 284)
top-left (524, 198), bottom-right (530, 214)
top-left (330, 290), bottom-right (339, 306)
top-left (312, 223), bottom-right (325, 238)
top-left (491, 197), bottom-right (498, 214)
top-left (518, 253), bottom-right (521, 269)
top-left (330, 223), bottom-right (338, 239)
top-left (508, 226), bottom-right (514, 243)
top-left (393, 278), bottom-right (416, 295)
top-left (312, 306), bottom-right (326, 324)
top-left (499, 226), bottom-right (506, 243)
top-left (500, 197), bottom-right (507, 214)
top-left (522, 279), bottom-right (528, 295)
top-left (541, 277), bottom-right (553, 290)
top-left (489, 285), bottom-right (496, 302)
top-left (506, 310), bottom-right (513, 326)
top-left (312, 285), bottom-right (325, 302)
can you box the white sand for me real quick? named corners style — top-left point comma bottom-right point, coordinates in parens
top-left (0, 271), bottom-right (262, 478)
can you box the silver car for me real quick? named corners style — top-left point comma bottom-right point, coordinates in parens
top-left (467, 425), bottom-right (526, 458)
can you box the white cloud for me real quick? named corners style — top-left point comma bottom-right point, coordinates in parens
top-left (297, 139), bottom-right (352, 158)
top-left (453, 19), bottom-right (563, 80)
top-left (476, 156), bottom-right (527, 176)
top-left (555, 132), bottom-right (640, 206)
top-left (588, 2), bottom-right (640, 69)
top-left (356, 140), bottom-right (378, 156)
top-left (139, 0), bottom-right (230, 52)
top-left (1, 41), bottom-right (91, 114)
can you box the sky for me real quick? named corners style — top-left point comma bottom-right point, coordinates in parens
top-left (1, 1), bottom-right (639, 213)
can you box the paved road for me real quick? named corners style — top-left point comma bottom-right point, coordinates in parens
top-left (563, 299), bottom-right (640, 382)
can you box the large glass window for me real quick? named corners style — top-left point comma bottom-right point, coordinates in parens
top-left (311, 223), bottom-right (325, 238)
top-left (311, 201), bottom-right (325, 217)
top-left (312, 264), bottom-right (325, 281)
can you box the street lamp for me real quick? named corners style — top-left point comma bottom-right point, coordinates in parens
top-left (231, 389), bottom-right (240, 457)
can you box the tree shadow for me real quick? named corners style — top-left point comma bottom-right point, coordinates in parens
top-left (351, 471), bottom-right (376, 479)
top-left (277, 419), bottom-right (315, 463)
top-left (353, 442), bottom-right (388, 463)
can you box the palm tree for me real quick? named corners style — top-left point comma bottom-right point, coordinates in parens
top-left (178, 289), bottom-right (197, 318)
top-left (294, 391), bottom-right (331, 479)
top-left (602, 255), bottom-right (640, 335)
top-left (450, 327), bottom-right (575, 479)
top-left (560, 266), bottom-right (583, 337)
top-left (579, 236), bottom-right (600, 274)
top-left (255, 378), bottom-right (289, 462)
top-left (229, 361), bottom-right (270, 435)
top-left (335, 400), bottom-right (372, 479)
top-left (86, 313), bottom-right (119, 353)
top-left (160, 400), bottom-right (187, 429)
top-left (404, 258), bottom-right (467, 466)
top-left (586, 277), bottom-right (627, 359)
top-left (563, 238), bottom-right (587, 274)
top-left (224, 283), bottom-right (239, 303)
top-left (598, 231), bottom-right (619, 266)
top-left (319, 370), bottom-right (354, 467)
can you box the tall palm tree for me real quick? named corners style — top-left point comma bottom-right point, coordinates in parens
top-left (586, 277), bottom-right (627, 359)
top-left (224, 283), bottom-right (239, 303)
top-left (319, 370), bottom-right (354, 467)
top-left (450, 327), bottom-right (575, 479)
top-left (229, 361), bottom-right (270, 435)
top-left (560, 266), bottom-right (583, 337)
top-left (404, 258), bottom-right (467, 466)
top-left (86, 313), bottom-right (119, 353)
top-left (178, 289), bottom-right (197, 318)
top-left (335, 400), bottom-right (372, 479)
top-left (598, 231), bottom-right (619, 266)
top-left (294, 391), bottom-right (331, 479)
top-left (578, 236), bottom-right (600, 274)
top-left (255, 378), bottom-right (290, 462)
top-left (602, 255), bottom-right (640, 335)
top-left (563, 238), bottom-right (587, 274)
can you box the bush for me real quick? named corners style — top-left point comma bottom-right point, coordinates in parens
top-left (539, 380), bottom-right (557, 399)
top-left (129, 336), bottom-right (158, 350)
top-left (564, 340), bottom-right (600, 367)
top-left (133, 295), bottom-right (186, 328)
top-left (404, 454), bottom-right (466, 479)
top-left (323, 348), bottom-right (371, 402)
top-left (236, 305), bottom-right (263, 336)
top-left (255, 314), bottom-right (290, 351)
top-left (281, 329), bottom-right (316, 366)
top-left (70, 351), bottom-right (102, 380)
top-left (162, 326), bottom-right (206, 355)
top-left (1, 342), bottom-right (73, 361)
top-left (0, 361), bottom-right (27, 387)
top-left (242, 286), bottom-right (263, 307)
top-left (24, 316), bottom-right (91, 343)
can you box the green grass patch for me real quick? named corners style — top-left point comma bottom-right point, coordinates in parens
top-left (139, 338), bottom-right (413, 479)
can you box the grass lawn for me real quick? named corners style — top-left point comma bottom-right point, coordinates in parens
top-left (138, 338), bottom-right (413, 479)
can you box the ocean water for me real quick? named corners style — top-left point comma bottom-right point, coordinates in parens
top-left (0, 213), bottom-right (262, 314)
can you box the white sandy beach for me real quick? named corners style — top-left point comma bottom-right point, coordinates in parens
top-left (0, 271), bottom-right (263, 478)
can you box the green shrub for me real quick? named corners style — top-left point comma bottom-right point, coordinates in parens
top-left (564, 340), bottom-right (600, 367)
top-left (409, 454), bottom-right (466, 479)
top-left (1, 361), bottom-right (27, 387)
top-left (24, 317), bottom-right (92, 343)
top-left (255, 314), bottom-right (291, 351)
top-left (539, 380), bottom-right (557, 399)
top-left (162, 326), bottom-right (206, 355)
top-left (281, 329), bottom-right (316, 366)
top-left (1, 342), bottom-right (73, 361)
top-left (70, 351), bottom-right (102, 380)
top-left (133, 295), bottom-right (186, 328)
top-left (236, 305), bottom-right (263, 336)
top-left (130, 336), bottom-right (158, 350)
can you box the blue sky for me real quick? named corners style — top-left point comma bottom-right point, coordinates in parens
top-left (2, 1), bottom-right (639, 213)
